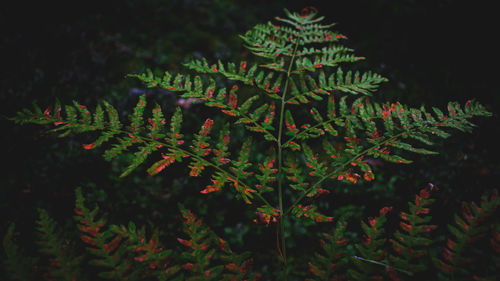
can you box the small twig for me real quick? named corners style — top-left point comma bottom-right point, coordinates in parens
top-left (353, 256), bottom-right (413, 276)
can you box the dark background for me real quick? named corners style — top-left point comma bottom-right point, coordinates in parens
top-left (1, 0), bottom-right (498, 279)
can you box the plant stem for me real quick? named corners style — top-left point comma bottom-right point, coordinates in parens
top-left (276, 40), bottom-right (300, 280)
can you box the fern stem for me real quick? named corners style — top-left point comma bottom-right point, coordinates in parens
top-left (276, 38), bottom-right (300, 279)
top-left (284, 133), bottom-right (404, 217)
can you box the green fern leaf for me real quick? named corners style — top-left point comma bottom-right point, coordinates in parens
top-left (434, 189), bottom-right (499, 281)
top-left (2, 224), bottom-right (39, 281)
top-left (36, 209), bottom-right (84, 281)
top-left (308, 218), bottom-right (349, 280)
top-left (350, 207), bottom-right (392, 281)
top-left (389, 186), bottom-right (437, 280)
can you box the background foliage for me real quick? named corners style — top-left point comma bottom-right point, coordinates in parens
top-left (1, 0), bottom-right (498, 280)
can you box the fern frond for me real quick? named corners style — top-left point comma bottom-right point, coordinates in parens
top-left (177, 204), bottom-right (260, 280)
top-left (75, 187), bottom-right (181, 280)
top-left (349, 207), bottom-right (392, 281)
top-left (388, 186), bottom-right (437, 280)
top-left (308, 218), bottom-right (349, 281)
top-left (74, 187), bottom-right (138, 280)
top-left (10, 8), bottom-right (493, 280)
top-left (36, 208), bottom-right (84, 281)
top-left (434, 189), bottom-right (499, 281)
top-left (2, 224), bottom-right (38, 281)
top-left (110, 222), bottom-right (181, 281)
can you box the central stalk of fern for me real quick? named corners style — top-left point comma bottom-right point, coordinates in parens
top-left (276, 32), bottom-right (300, 275)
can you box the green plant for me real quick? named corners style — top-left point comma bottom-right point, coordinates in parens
top-left (6, 8), bottom-right (495, 280)
top-left (434, 189), bottom-right (500, 281)
top-left (307, 187), bottom-right (499, 281)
